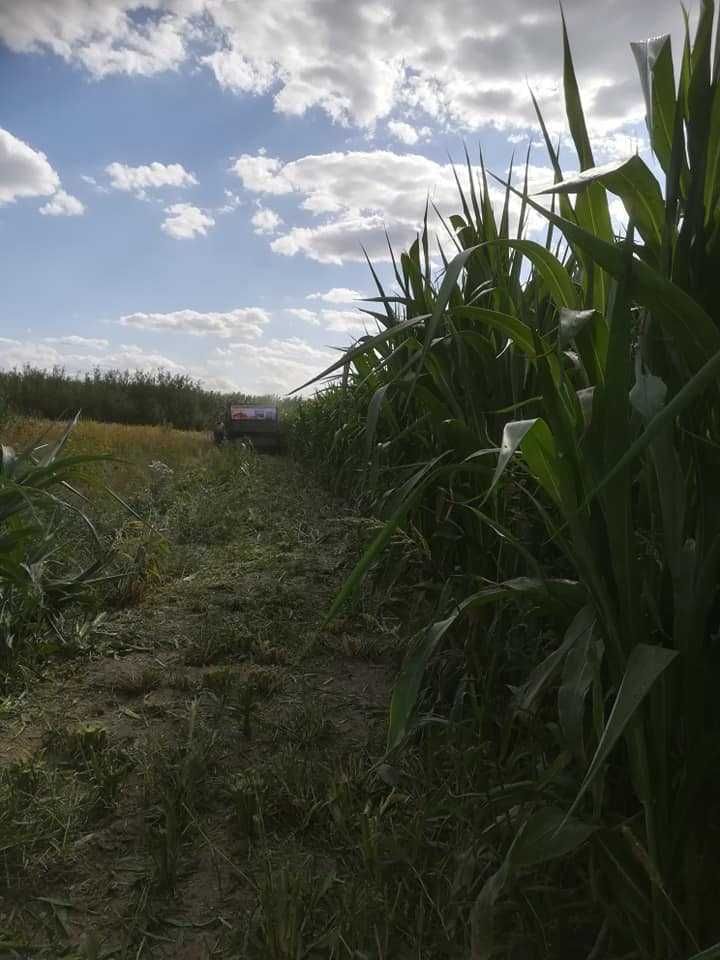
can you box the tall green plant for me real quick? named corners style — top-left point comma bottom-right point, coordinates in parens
top-left (0, 417), bottom-right (110, 670)
top-left (290, 2), bottom-right (720, 955)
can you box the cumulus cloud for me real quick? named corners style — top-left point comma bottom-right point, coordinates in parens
top-left (0, 336), bottom-right (184, 374)
top-left (39, 188), bottom-right (85, 216)
top-left (43, 335), bottom-right (109, 349)
top-left (230, 153), bottom-right (292, 195)
top-left (306, 288), bottom-right (366, 303)
top-left (233, 150), bottom-right (479, 222)
top-left (0, 127), bottom-right (60, 205)
top-left (0, 1), bottom-right (687, 136)
top-left (0, 2), bottom-right (188, 78)
top-left (202, 48), bottom-right (276, 94)
top-left (0, 127), bottom-right (88, 217)
top-left (322, 309), bottom-right (371, 334)
top-left (233, 149), bottom-right (558, 263)
top-left (286, 308), bottom-right (321, 327)
top-left (1, 320), bottom-right (338, 395)
top-left (234, 150), bottom-right (505, 263)
top-left (251, 206), bottom-right (283, 234)
top-left (287, 306), bottom-right (370, 334)
top-left (270, 215), bottom-right (402, 265)
top-left (387, 120), bottom-right (431, 145)
top-left (106, 160), bottom-right (197, 196)
top-left (0, 328), bottom-right (345, 396)
top-left (161, 203), bottom-right (215, 239)
top-left (209, 337), bottom-right (337, 394)
top-left (118, 306), bottom-right (270, 338)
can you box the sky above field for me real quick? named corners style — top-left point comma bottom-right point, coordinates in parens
top-left (0, 0), bottom-right (695, 395)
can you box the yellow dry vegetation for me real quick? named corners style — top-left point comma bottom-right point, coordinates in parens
top-left (2, 415), bottom-right (214, 496)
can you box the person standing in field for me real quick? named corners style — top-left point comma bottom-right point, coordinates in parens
top-left (213, 418), bottom-right (226, 446)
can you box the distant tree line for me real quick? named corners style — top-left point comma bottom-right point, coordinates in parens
top-left (0, 365), bottom-right (264, 431)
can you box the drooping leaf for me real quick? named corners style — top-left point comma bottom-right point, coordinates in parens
top-left (515, 604), bottom-right (595, 715)
top-left (510, 806), bottom-right (597, 867)
top-left (568, 643), bottom-right (678, 818)
top-left (541, 156), bottom-right (665, 250)
top-left (631, 34), bottom-right (677, 175)
top-left (490, 417), bottom-right (575, 508)
top-left (452, 306), bottom-right (537, 357)
top-left (364, 383), bottom-right (391, 462)
top-left (559, 623), bottom-right (603, 761)
top-left (629, 370), bottom-right (668, 421)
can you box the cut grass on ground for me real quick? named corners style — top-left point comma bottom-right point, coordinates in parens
top-left (0, 437), bottom-right (420, 959)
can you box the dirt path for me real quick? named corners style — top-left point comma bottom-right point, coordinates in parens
top-left (0, 456), bottom-right (403, 959)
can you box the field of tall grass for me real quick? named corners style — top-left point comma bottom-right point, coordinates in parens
top-left (0, 410), bottom-right (249, 677)
top-left (2, 414), bottom-right (213, 495)
top-left (286, 3), bottom-right (720, 957)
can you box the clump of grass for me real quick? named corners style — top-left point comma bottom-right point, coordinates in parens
top-left (244, 664), bottom-right (283, 698)
top-left (166, 445), bottom-right (254, 546)
top-left (244, 855), bottom-right (339, 960)
top-left (251, 639), bottom-right (289, 666)
top-left (275, 700), bottom-right (334, 752)
top-left (112, 666), bottom-right (162, 697)
top-left (201, 665), bottom-right (240, 702)
top-left (0, 417), bottom-right (113, 676)
top-left (0, 753), bottom-right (119, 890)
top-left (109, 526), bottom-right (170, 607)
top-left (43, 722), bottom-right (131, 814)
top-left (141, 701), bottom-right (217, 891)
top-left (184, 612), bottom-right (250, 666)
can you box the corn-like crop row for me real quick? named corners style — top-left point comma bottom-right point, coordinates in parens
top-left (287, 4), bottom-right (720, 957)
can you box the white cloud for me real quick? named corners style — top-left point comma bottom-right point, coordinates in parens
top-left (0, 329), bottom-right (340, 395)
top-left (0, 3), bottom-right (188, 78)
top-left (231, 150), bottom-right (473, 222)
top-left (234, 150), bottom-right (487, 263)
top-left (230, 154), bottom-right (292, 195)
top-left (251, 206), bottom-right (283, 234)
top-left (590, 130), bottom-right (651, 162)
top-left (234, 149), bottom-right (555, 262)
top-left (307, 287), bottom-right (366, 303)
top-left (80, 173), bottom-right (110, 194)
top-left (270, 215), bottom-right (402, 265)
top-left (0, 337), bottom-right (184, 374)
top-left (118, 307), bottom-right (270, 339)
top-left (106, 160), bottom-right (197, 195)
top-left (286, 306), bottom-right (370, 334)
top-left (216, 189), bottom-right (242, 214)
top-left (39, 188), bottom-right (85, 216)
top-left (322, 309), bottom-right (371, 334)
top-left (0, 1), bottom-right (689, 137)
top-left (287, 308), bottom-right (321, 327)
top-left (0, 127), bottom-right (59, 205)
top-left (208, 337), bottom-right (337, 394)
top-left (43, 335), bottom-right (109, 349)
top-left (161, 203), bottom-right (215, 239)
top-left (387, 120), bottom-right (431, 145)
top-left (202, 49), bottom-right (276, 94)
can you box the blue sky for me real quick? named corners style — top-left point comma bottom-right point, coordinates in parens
top-left (0, 0), bottom-right (691, 394)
